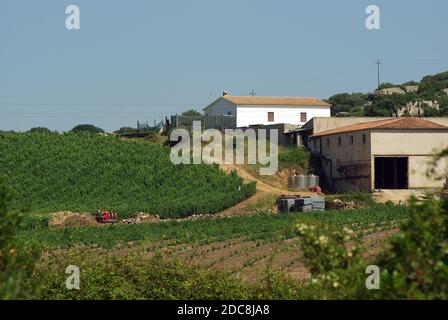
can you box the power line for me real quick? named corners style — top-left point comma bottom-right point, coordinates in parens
top-left (0, 102), bottom-right (208, 107)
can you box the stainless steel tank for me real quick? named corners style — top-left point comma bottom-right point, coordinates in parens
top-left (288, 176), bottom-right (296, 189)
top-left (308, 174), bottom-right (319, 188)
top-left (297, 175), bottom-right (308, 190)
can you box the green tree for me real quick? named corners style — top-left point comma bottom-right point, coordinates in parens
top-left (377, 197), bottom-right (448, 299)
top-left (378, 82), bottom-right (396, 90)
top-left (402, 81), bottom-right (419, 86)
top-left (28, 127), bottom-right (53, 134)
top-left (0, 178), bottom-right (41, 299)
top-left (114, 127), bottom-right (138, 135)
top-left (70, 124), bottom-right (105, 134)
top-left (437, 95), bottom-right (448, 116)
top-left (181, 109), bottom-right (201, 117)
top-left (327, 93), bottom-right (368, 116)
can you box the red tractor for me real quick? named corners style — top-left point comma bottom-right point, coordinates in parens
top-left (95, 210), bottom-right (118, 224)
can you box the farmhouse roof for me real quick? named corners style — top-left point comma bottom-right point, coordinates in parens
top-left (204, 96), bottom-right (331, 110)
top-left (311, 117), bottom-right (448, 137)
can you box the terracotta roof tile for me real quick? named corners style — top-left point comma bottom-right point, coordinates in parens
top-left (225, 96), bottom-right (330, 107)
top-left (205, 96), bottom-right (331, 109)
top-left (312, 118), bottom-right (448, 137)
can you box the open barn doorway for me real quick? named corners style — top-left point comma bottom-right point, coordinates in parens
top-left (374, 157), bottom-right (409, 189)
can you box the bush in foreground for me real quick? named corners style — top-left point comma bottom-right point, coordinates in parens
top-left (0, 178), bottom-right (40, 299)
top-left (296, 196), bottom-right (448, 299)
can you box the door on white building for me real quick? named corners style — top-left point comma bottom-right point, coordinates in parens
top-left (374, 157), bottom-right (409, 189)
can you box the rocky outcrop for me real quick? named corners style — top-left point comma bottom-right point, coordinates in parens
top-left (403, 85), bottom-right (419, 93)
top-left (373, 86), bottom-right (441, 116)
top-left (374, 85), bottom-right (419, 96)
top-left (375, 87), bottom-right (406, 96)
top-left (442, 88), bottom-right (448, 95)
top-left (395, 100), bottom-right (439, 117)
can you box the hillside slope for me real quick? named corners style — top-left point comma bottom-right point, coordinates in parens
top-left (328, 70), bottom-right (448, 117)
top-left (0, 132), bottom-right (255, 218)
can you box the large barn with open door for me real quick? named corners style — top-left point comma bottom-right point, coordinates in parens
top-left (309, 117), bottom-right (448, 192)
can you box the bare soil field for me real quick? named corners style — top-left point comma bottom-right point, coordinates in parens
top-left (46, 225), bottom-right (397, 283)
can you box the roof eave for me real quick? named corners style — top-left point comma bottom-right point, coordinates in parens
top-left (311, 127), bottom-right (448, 138)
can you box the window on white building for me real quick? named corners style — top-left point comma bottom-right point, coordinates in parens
top-left (300, 112), bottom-right (307, 123)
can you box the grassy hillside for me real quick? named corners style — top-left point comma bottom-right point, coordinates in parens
top-left (0, 132), bottom-right (255, 218)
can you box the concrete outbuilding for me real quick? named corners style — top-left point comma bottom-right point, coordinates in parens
top-left (309, 118), bottom-right (448, 192)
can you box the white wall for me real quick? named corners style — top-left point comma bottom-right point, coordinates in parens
top-left (316, 130), bottom-right (372, 191)
top-left (204, 99), bottom-right (237, 117)
top-left (371, 130), bottom-right (448, 189)
top-left (236, 105), bottom-right (330, 128)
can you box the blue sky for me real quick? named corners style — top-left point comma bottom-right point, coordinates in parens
top-left (1, 0), bottom-right (448, 131)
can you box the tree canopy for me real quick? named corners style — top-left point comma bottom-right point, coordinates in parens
top-left (70, 124), bottom-right (105, 134)
top-left (181, 109), bottom-right (202, 117)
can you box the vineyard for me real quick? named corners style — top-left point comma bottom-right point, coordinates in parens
top-left (0, 132), bottom-right (255, 218)
top-left (3, 132), bottom-right (444, 300)
top-left (19, 204), bottom-right (408, 249)
top-left (11, 203), bottom-right (409, 299)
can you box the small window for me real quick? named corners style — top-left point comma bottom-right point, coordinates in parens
top-left (227, 111), bottom-right (232, 115)
top-left (338, 137), bottom-right (342, 146)
top-left (300, 112), bottom-right (307, 123)
top-left (362, 134), bottom-right (366, 143)
top-left (326, 138), bottom-right (330, 147)
top-left (268, 112), bottom-right (274, 122)
top-left (350, 136), bottom-right (354, 144)
top-left (313, 140), bottom-right (317, 148)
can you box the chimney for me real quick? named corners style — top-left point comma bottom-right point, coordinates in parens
top-left (223, 91), bottom-right (228, 97)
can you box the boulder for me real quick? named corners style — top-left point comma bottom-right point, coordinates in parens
top-left (375, 87), bottom-right (406, 96)
top-left (395, 100), bottom-right (439, 117)
top-left (404, 85), bottom-right (419, 93)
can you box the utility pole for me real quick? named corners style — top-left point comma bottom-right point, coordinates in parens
top-left (249, 89), bottom-right (256, 97)
top-left (376, 59), bottom-right (381, 89)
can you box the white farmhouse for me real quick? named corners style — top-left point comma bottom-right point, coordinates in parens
top-left (203, 93), bottom-right (331, 128)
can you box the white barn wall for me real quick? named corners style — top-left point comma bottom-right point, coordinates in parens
top-left (204, 99), bottom-right (236, 117)
top-left (236, 105), bottom-right (331, 128)
top-left (371, 130), bottom-right (448, 189)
